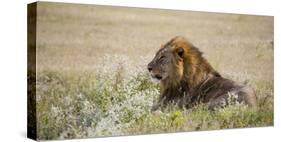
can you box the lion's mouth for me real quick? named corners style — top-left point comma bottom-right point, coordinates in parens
top-left (151, 74), bottom-right (162, 81)
top-left (154, 75), bottom-right (162, 80)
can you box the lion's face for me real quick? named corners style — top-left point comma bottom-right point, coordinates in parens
top-left (147, 44), bottom-right (184, 83)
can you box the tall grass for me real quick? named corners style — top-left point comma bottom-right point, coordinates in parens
top-left (36, 56), bottom-right (273, 140)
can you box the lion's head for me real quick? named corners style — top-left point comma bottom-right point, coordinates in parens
top-left (147, 38), bottom-right (185, 84)
top-left (148, 36), bottom-right (219, 88)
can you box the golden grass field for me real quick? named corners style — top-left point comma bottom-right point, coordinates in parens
top-left (34, 2), bottom-right (273, 140)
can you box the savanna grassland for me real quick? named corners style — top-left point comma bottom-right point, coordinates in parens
top-left (34, 2), bottom-right (273, 140)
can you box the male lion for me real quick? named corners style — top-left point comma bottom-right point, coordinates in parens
top-left (147, 36), bottom-right (256, 111)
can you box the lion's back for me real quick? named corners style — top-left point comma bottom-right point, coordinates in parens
top-left (198, 76), bottom-right (257, 109)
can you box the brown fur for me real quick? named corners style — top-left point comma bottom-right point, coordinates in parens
top-left (148, 36), bottom-right (256, 111)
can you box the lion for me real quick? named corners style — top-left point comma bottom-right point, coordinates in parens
top-left (147, 36), bottom-right (256, 111)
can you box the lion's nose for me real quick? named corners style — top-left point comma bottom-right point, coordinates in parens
top-left (147, 67), bottom-right (152, 72)
top-left (147, 65), bottom-right (152, 72)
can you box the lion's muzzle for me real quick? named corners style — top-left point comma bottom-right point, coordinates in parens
top-left (147, 63), bottom-right (163, 81)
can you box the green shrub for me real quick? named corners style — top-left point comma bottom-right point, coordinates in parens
top-left (36, 67), bottom-right (273, 140)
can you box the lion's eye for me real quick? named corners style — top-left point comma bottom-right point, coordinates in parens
top-left (160, 56), bottom-right (166, 60)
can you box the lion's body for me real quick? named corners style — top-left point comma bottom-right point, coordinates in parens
top-left (148, 36), bottom-right (256, 111)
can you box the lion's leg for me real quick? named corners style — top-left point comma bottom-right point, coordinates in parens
top-left (151, 103), bottom-right (161, 112)
top-left (151, 95), bottom-right (167, 112)
top-left (236, 86), bottom-right (257, 107)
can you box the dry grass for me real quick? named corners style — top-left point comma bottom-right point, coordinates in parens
top-left (34, 2), bottom-right (273, 140)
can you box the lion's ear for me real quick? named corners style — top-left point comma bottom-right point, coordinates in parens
top-left (176, 47), bottom-right (184, 58)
